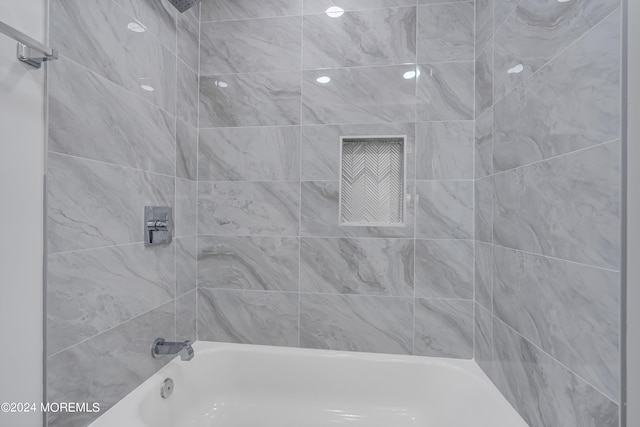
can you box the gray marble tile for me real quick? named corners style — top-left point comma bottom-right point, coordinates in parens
top-left (202, 0), bottom-right (301, 22)
top-left (475, 109), bottom-right (493, 178)
top-left (47, 302), bottom-right (174, 427)
top-left (492, 319), bottom-right (619, 427)
top-left (493, 246), bottom-right (620, 402)
top-left (176, 178), bottom-right (197, 238)
top-left (197, 289), bottom-right (299, 346)
top-left (198, 236), bottom-right (300, 291)
top-left (176, 119), bottom-right (197, 181)
top-left (419, 0), bottom-right (474, 3)
top-left (415, 239), bottom-right (473, 299)
top-left (49, 57), bottom-right (175, 176)
top-left (201, 16), bottom-right (301, 74)
top-left (414, 298), bottom-right (473, 358)
top-left (475, 42), bottom-right (493, 118)
top-left (300, 237), bottom-right (414, 296)
top-left (301, 181), bottom-right (415, 238)
top-left (475, 303), bottom-right (493, 377)
top-left (416, 121), bottom-right (474, 180)
top-left (302, 65), bottom-right (416, 125)
top-left (493, 141), bottom-right (620, 269)
top-left (475, 241), bottom-right (493, 310)
top-left (476, 0), bottom-right (493, 56)
top-left (176, 290), bottom-right (197, 342)
top-left (492, 86), bottom-right (528, 172)
top-left (494, 0), bottom-right (519, 31)
top-left (493, 10), bottom-right (621, 172)
top-left (177, 5), bottom-right (200, 72)
top-left (417, 3), bottom-right (474, 63)
top-left (51, 0), bottom-right (176, 113)
top-left (304, 0), bottom-right (415, 14)
top-left (112, 0), bottom-right (177, 52)
top-left (300, 294), bottom-right (413, 354)
top-left (493, 0), bottom-right (620, 100)
top-left (198, 126), bottom-right (300, 181)
top-left (177, 60), bottom-right (198, 127)
top-left (176, 236), bottom-right (197, 295)
top-left (301, 123), bottom-right (416, 181)
top-left (475, 176), bottom-right (492, 243)
top-left (417, 62), bottom-right (474, 121)
top-left (303, 7), bottom-right (415, 69)
top-left (47, 243), bottom-right (174, 356)
top-left (416, 180), bottom-right (473, 239)
top-left (200, 72), bottom-right (301, 128)
top-left (48, 153), bottom-right (174, 253)
top-left (198, 181), bottom-right (300, 236)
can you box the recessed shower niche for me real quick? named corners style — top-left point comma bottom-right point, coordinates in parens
top-left (339, 136), bottom-right (406, 226)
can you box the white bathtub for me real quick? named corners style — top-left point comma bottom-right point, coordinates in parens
top-left (90, 341), bottom-right (528, 427)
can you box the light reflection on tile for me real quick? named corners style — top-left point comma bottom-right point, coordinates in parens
top-left (302, 65), bottom-right (416, 125)
top-left (200, 72), bottom-right (301, 128)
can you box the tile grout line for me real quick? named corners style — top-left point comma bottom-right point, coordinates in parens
top-left (489, 0), bottom-right (495, 376)
top-left (199, 2), bottom-right (471, 26)
top-left (199, 234), bottom-right (474, 243)
top-left (472, 0), bottom-right (477, 362)
top-left (174, 6), bottom-right (179, 344)
top-left (54, 52), bottom-right (179, 121)
top-left (618, 2), bottom-right (625, 423)
top-left (489, 0), bottom-right (497, 375)
top-left (47, 297), bottom-right (178, 360)
top-left (49, 233), bottom-right (198, 256)
top-left (483, 241), bottom-right (620, 274)
top-left (412, 0), bottom-right (418, 357)
top-left (49, 240), bottom-right (151, 257)
top-left (198, 178), bottom-right (477, 183)
top-left (49, 150), bottom-right (187, 181)
top-left (197, 287), bottom-right (471, 301)
top-left (198, 119), bottom-right (474, 131)
top-left (491, 6), bottom-right (622, 108)
top-left (490, 138), bottom-right (620, 178)
top-left (491, 0), bottom-right (520, 47)
top-left (198, 120), bottom-right (474, 132)
top-left (202, 60), bottom-right (474, 79)
top-left (298, 9), bottom-right (303, 349)
top-left (196, 1), bottom-right (202, 342)
top-left (492, 314), bottom-right (620, 405)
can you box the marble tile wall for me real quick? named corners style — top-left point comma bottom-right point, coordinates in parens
top-left (474, 0), bottom-right (622, 425)
top-left (41, 0), bottom-right (623, 425)
top-left (196, 0), bottom-right (475, 359)
top-left (46, 0), bottom-right (200, 425)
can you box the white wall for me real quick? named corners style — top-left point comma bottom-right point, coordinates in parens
top-left (0, 1), bottom-right (46, 426)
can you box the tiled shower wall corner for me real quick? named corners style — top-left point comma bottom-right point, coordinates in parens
top-left (195, 0), bottom-right (476, 358)
top-left (473, 0), bottom-right (622, 426)
top-left (42, 0), bottom-right (625, 425)
top-left (45, 0), bottom-right (200, 425)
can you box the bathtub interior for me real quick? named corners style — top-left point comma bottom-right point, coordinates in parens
top-left (90, 341), bottom-right (528, 427)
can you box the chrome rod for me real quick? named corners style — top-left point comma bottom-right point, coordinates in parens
top-left (0, 21), bottom-right (52, 56)
top-left (0, 21), bottom-right (58, 68)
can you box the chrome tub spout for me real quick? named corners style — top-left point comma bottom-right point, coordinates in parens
top-left (152, 338), bottom-right (194, 361)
